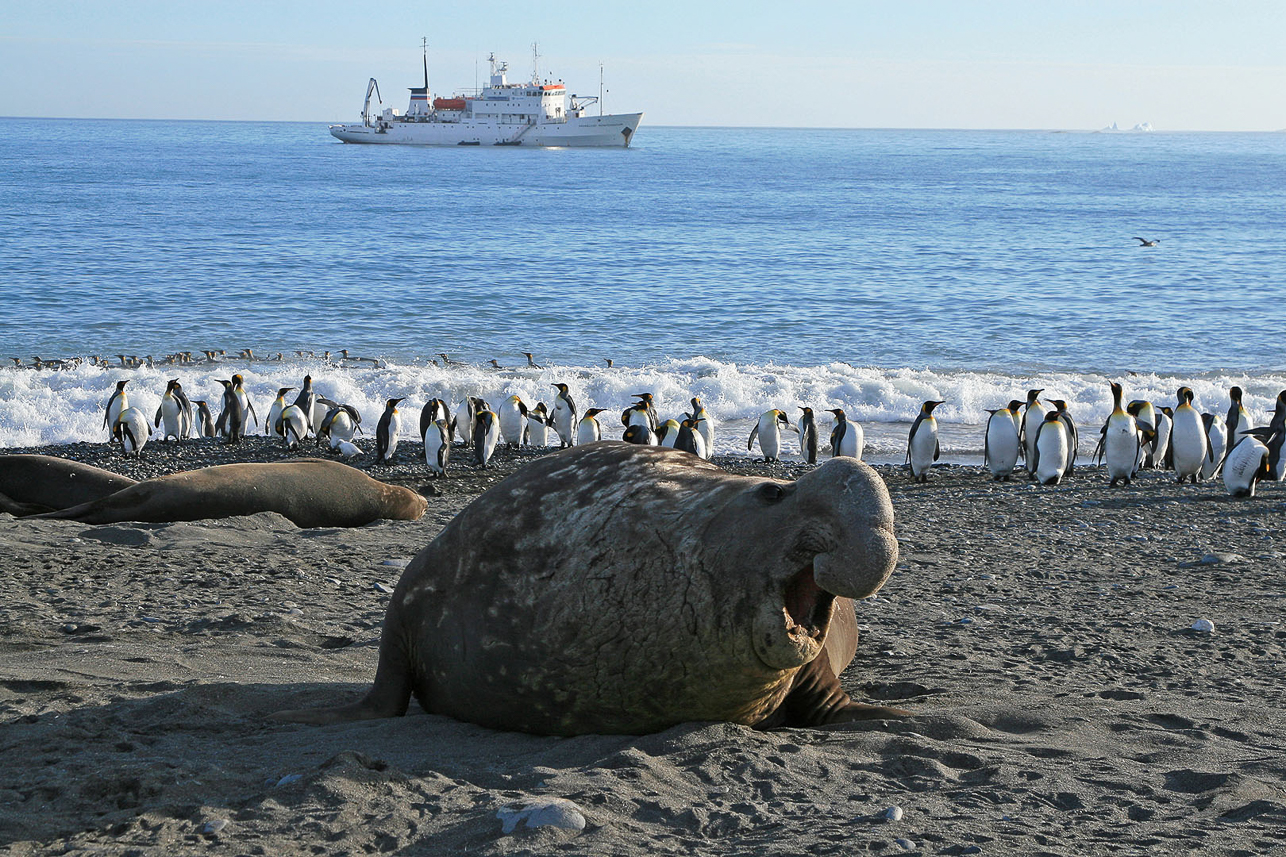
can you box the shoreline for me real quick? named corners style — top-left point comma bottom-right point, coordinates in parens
top-left (2, 440), bottom-right (1284, 854)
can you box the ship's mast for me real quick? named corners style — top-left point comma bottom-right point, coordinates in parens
top-left (599, 63), bottom-right (604, 116)
top-left (531, 42), bottom-right (540, 85)
top-left (421, 36), bottom-right (429, 92)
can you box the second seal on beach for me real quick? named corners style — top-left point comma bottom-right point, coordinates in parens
top-left (29, 459), bottom-right (427, 528)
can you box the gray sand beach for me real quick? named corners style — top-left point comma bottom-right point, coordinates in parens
top-left (2, 438), bottom-right (1284, 855)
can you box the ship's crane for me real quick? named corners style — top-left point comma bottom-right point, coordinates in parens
top-left (360, 78), bottom-right (383, 127)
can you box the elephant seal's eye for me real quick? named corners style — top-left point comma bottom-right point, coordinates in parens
top-left (758, 483), bottom-right (786, 503)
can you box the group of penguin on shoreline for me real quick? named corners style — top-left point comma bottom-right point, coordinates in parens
top-left (972, 384), bottom-right (1286, 498)
top-left (97, 373), bottom-right (1285, 498)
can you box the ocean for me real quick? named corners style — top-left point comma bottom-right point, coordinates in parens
top-left (2, 117), bottom-right (1284, 459)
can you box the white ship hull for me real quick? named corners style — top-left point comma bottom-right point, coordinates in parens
top-left (330, 112), bottom-right (643, 148)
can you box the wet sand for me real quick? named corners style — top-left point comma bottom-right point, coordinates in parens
top-left (2, 438), bottom-right (1284, 855)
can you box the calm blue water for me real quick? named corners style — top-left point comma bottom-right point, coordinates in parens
top-left (2, 118), bottom-right (1284, 452)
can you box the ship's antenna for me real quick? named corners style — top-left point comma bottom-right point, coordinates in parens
top-left (422, 36), bottom-right (429, 91)
top-left (532, 42), bottom-right (540, 85)
top-left (599, 63), bottom-right (604, 116)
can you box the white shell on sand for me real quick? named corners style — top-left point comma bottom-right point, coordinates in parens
top-left (497, 797), bottom-right (587, 834)
top-left (1190, 618), bottom-right (1216, 633)
top-left (884, 805), bottom-right (904, 822)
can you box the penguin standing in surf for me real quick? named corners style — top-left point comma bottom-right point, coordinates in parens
top-left (375, 397), bottom-right (406, 465)
top-left (551, 383), bottom-right (578, 448)
top-left (797, 407), bottom-right (819, 464)
top-left (1225, 385), bottom-right (1254, 449)
top-left (103, 379), bottom-right (130, 442)
top-left (984, 403), bottom-right (1021, 481)
top-left (293, 375), bottom-right (320, 435)
top-left (193, 400), bottom-right (217, 439)
top-left (747, 409), bottom-right (795, 462)
top-left (419, 398), bottom-right (450, 445)
top-left (154, 379), bottom-right (190, 443)
top-left (1170, 387), bottom-right (1207, 483)
top-left (1096, 382), bottom-right (1140, 487)
top-left (827, 408), bottom-right (864, 460)
top-left (216, 379), bottom-right (244, 444)
top-left (230, 374), bottom-right (258, 436)
top-left (906, 400), bottom-right (943, 482)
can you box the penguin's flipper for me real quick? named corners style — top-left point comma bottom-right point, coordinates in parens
top-left (154, 405), bottom-right (163, 428)
top-left (984, 429), bottom-right (991, 467)
top-left (747, 424), bottom-right (759, 452)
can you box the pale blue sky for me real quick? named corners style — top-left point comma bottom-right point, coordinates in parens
top-left (3, 1), bottom-right (1284, 129)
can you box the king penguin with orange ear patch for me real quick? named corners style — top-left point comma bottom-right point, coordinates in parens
top-left (906, 400), bottom-right (943, 482)
top-left (375, 397), bottom-right (406, 465)
top-left (797, 407), bottom-right (819, 464)
top-left (747, 409), bottom-right (796, 462)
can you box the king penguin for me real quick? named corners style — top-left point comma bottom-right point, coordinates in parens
top-left (1223, 427), bottom-right (1273, 497)
top-left (1200, 412), bottom-right (1227, 482)
top-left (375, 397), bottom-right (405, 465)
top-left (498, 395), bottom-right (529, 447)
top-left (230, 374), bottom-right (258, 435)
top-left (632, 393), bottom-right (659, 431)
top-left (154, 379), bottom-right (188, 443)
top-left (690, 397), bottom-right (715, 459)
top-left (320, 404), bottom-right (361, 447)
top-left (1126, 400), bottom-right (1158, 470)
top-left (473, 403), bottom-right (500, 468)
top-left (193, 400), bottom-right (217, 439)
top-left (1225, 385), bottom-right (1254, 449)
top-left (266, 387), bottom-right (296, 438)
top-left (1032, 410), bottom-right (1070, 486)
top-left (294, 375), bottom-right (320, 436)
top-left (658, 419), bottom-right (682, 447)
top-left (621, 401), bottom-right (654, 439)
top-left (1170, 387), bottom-right (1207, 483)
top-left (747, 409), bottom-right (795, 462)
top-left (674, 418), bottom-right (706, 458)
top-left (103, 379), bottom-right (129, 442)
top-left (1264, 389), bottom-right (1286, 481)
top-left (984, 403), bottom-right (1021, 481)
top-left (577, 407), bottom-right (607, 445)
top-left (527, 402), bottom-right (551, 447)
top-left (1048, 399), bottom-right (1079, 476)
top-left (1021, 389), bottom-right (1046, 472)
top-left (113, 407), bottom-right (152, 459)
top-left (1096, 382), bottom-right (1140, 487)
top-left (1153, 406), bottom-right (1172, 470)
top-left (419, 398), bottom-right (450, 446)
top-left (216, 379), bottom-right (243, 444)
top-left (827, 407), bottom-right (864, 460)
top-left (276, 403), bottom-right (308, 450)
top-left (551, 383), bottom-right (578, 448)
top-left (622, 424), bottom-right (653, 445)
top-left (424, 417), bottom-right (450, 477)
top-left (906, 400), bottom-right (943, 482)
top-left (797, 407), bottom-right (819, 464)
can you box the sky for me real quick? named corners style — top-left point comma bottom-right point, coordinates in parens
top-left (2, 1), bottom-right (1285, 130)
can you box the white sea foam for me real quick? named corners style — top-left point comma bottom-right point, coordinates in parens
top-left (2, 357), bottom-right (1283, 463)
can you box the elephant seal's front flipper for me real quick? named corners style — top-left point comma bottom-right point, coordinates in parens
top-left (759, 653), bottom-right (910, 728)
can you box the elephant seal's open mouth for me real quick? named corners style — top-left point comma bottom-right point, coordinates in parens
top-left (784, 567), bottom-right (835, 643)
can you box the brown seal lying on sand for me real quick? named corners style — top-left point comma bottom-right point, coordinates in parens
top-left (29, 459), bottom-right (427, 528)
top-left (275, 442), bottom-right (906, 735)
top-left (0, 454), bottom-right (138, 516)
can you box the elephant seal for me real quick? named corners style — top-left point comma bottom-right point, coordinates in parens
top-left (30, 459), bottom-right (427, 528)
top-left (275, 442), bottom-right (905, 735)
top-left (0, 454), bottom-right (138, 515)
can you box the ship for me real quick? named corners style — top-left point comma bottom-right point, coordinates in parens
top-left (329, 46), bottom-right (643, 148)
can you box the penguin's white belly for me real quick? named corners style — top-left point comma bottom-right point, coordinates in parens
top-left (1035, 427), bottom-right (1068, 485)
top-left (908, 424), bottom-right (937, 476)
top-left (1105, 420), bottom-right (1137, 482)
top-left (1201, 422), bottom-right (1226, 480)
top-left (985, 417), bottom-right (1019, 477)
top-left (758, 427), bottom-right (781, 460)
top-left (576, 419), bottom-right (600, 446)
top-left (1170, 410), bottom-right (1206, 478)
top-left (499, 408), bottom-right (525, 445)
top-left (527, 418), bottom-right (549, 446)
top-left (836, 423), bottom-right (864, 459)
top-left (696, 418), bottom-right (714, 458)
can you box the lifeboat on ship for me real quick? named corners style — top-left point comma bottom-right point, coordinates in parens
top-left (433, 97), bottom-right (467, 111)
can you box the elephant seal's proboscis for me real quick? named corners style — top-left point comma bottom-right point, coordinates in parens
top-left (30, 459), bottom-right (427, 528)
top-left (276, 442), bottom-right (907, 735)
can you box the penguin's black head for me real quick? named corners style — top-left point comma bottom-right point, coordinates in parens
top-left (924, 400), bottom-right (944, 413)
top-left (1027, 389), bottom-right (1042, 402)
top-left (634, 393), bottom-right (654, 404)
top-left (1051, 399), bottom-right (1068, 412)
top-left (1007, 399), bottom-right (1024, 413)
top-left (826, 408), bottom-right (844, 419)
top-left (585, 408), bottom-right (607, 417)
top-left (218, 379), bottom-right (233, 390)
top-left (116, 380), bottom-right (129, 390)
top-left (553, 383), bottom-right (568, 393)
top-left (1043, 410), bottom-right (1061, 423)
top-left (278, 387), bottom-right (295, 397)
top-left (303, 375), bottom-right (312, 385)
top-left (1109, 381), bottom-right (1123, 397)
top-left (1230, 386), bottom-right (1243, 402)
top-left (800, 406), bottom-right (813, 416)
top-left (1160, 406), bottom-right (1174, 417)
top-left (387, 397), bottom-right (405, 409)
top-left (1177, 386), bottom-right (1193, 404)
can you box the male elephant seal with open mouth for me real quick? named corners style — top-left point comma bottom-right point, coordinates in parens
top-left (0, 454), bottom-right (138, 515)
top-left (30, 459), bottom-right (427, 529)
top-left (276, 442), bottom-right (905, 735)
